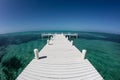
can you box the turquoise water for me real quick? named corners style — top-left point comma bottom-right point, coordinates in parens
top-left (0, 33), bottom-right (47, 80)
top-left (0, 31), bottom-right (120, 80)
top-left (74, 39), bottom-right (120, 80)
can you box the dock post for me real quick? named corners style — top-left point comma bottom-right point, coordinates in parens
top-left (66, 36), bottom-right (68, 40)
top-left (47, 39), bottom-right (53, 45)
top-left (82, 49), bottom-right (87, 59)
top-left (71, 40), bottom-right (73, 45)
top-left (47, 40), bottom-right (49, 44)
top-left (34, 49), bottom-right (39, 60)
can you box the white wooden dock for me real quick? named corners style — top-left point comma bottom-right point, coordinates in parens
top-left (16, 34), bottom-right (103, 80)
top-left (41, 33), bottom-right (78, 38)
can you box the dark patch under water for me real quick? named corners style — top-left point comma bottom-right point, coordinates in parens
top-left (0, 31), bottom-right (120, 80)
top-left (2, 57), bottom-right (22, 80)
top-left (0, 32), bottom-right (47, 80)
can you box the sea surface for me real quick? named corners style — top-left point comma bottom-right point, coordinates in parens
top-left (0, 31), bottom-right (120, 80)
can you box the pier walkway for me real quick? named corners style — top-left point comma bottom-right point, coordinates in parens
top-left (16, 34), bottom-right (103, 80)
top-left (41, 33), bottom-right (78, 38)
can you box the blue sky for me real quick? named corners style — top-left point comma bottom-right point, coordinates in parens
top-left (0, 0), bottom-right (120, 34)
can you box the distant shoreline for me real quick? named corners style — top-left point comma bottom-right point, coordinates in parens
top-left (1, 30), bottom-right (120, 35)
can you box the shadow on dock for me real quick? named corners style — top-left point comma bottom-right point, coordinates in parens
top-left (39, 56), bottom-right (47, 59)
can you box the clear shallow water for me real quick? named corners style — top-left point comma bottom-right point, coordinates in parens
top-left (0, 33), bottom-right (47, 80)
top-left (73, 39), bottom-right (120, 80)
top-left (0, 31), bottom-right (120, 80)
